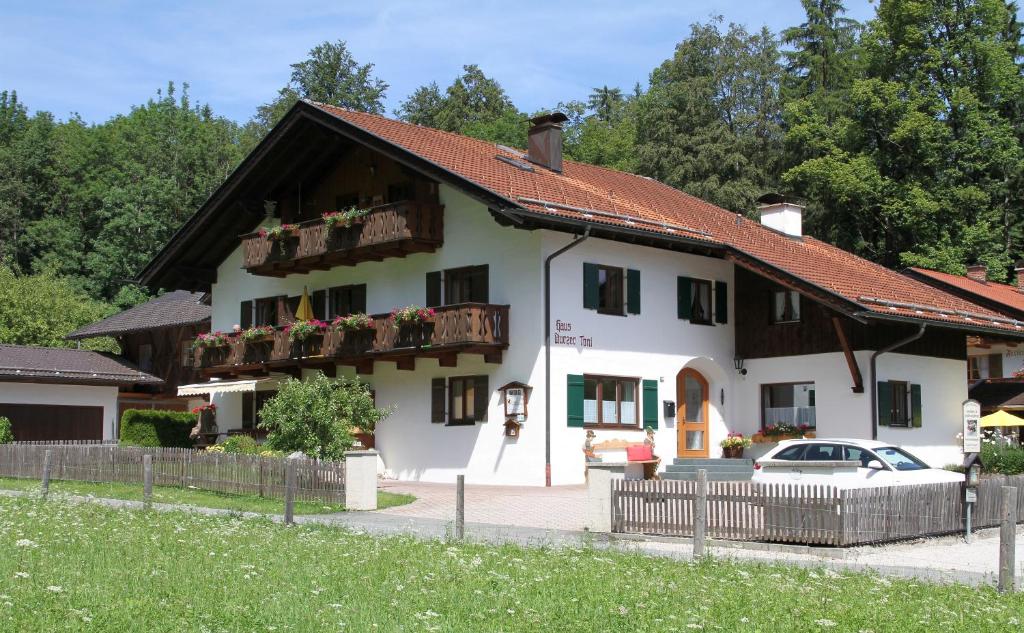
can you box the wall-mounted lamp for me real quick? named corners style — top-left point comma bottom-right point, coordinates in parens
top-left (733, 356), bottom-right (747, 376)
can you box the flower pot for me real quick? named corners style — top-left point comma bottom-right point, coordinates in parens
top-left (198, 409), bottom-right (218, 435)
top-left (395, 321), bottom-right (434, 348)
top-left (722, 446), bottom-right (744, 459)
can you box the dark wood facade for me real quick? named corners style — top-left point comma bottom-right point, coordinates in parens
top-left (118, 324), bottom-right (204, 398)
top-left (735, 267), bottom-right (966, 361)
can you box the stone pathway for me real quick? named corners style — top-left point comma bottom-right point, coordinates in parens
top-left (377, 480), bottom-right (587, 531)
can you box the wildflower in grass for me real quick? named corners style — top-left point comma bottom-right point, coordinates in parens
top-left (815, 619), bottom-right (837, 627)
top-left (15, 539), bottom-right (38, 548)
top-left (13, 572), bottom-right (28, 579)
top-left (46, 586), bottom-right (63, 593)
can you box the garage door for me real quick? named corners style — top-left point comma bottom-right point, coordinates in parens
top-left (0, 404), bottom-right (103, 441)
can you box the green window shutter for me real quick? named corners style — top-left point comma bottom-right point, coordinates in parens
top-left (714, 281), bottom-right (728, 324)
top-left (877, 381), bottom-right (892, 426)
top-left (240, 301), bottom-right (253, 330)
top-left (567, 374), bottom-right (585, 427)
top-left (626, 269), bottom-right (641, 315)
top-left (910, 384), bottom-right (922, 428)
top-left (677, 276), bottom-right (693, 320)
top-left (583, 263), bottom-right (599, 310)
top-left (642, 379), bottom-right (659, 429)
top-left (426, 272), bottom-right (442, 307)
top-left (473, 375), bottom-right (489, 422)
top-left (431, 378), bottom-right (446, 423)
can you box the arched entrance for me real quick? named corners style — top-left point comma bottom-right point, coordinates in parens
top-left (677, 368), bottom-right (709, 458)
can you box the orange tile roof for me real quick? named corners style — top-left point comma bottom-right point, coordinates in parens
top-left (909, 267), bottom-right (1024, 314)
top-left (309, 102), bottom-right (1024, 336)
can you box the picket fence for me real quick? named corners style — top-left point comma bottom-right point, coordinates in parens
top-left (613, 475), bottom-right (1024, 546)
top-left (0, 444), bottom-right (346, 504)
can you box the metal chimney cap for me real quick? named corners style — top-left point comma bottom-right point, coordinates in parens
top-left (529, 112), bottom-right (569, 127)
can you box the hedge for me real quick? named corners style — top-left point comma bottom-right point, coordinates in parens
top-left (0, 416), bottom-right (12, 444)
top-left (120, 409), bottom-right (196, 448)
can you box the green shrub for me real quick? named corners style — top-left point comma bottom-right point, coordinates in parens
top-left (120, 409), bottom-right (196, 448)
top-left (981, 442), bottom-right (1024, 476)
top-left (0, 416), bottom-right (13, 444)
top-left (259, 372), bottom-right (390, 460)
top-left (221, 435), bottom-right (259, 455)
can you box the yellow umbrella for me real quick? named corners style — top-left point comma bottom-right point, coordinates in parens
top-left (979, 410), bottom-right (1024, 428)
top-left (295, 286), bottom-right (315, 322)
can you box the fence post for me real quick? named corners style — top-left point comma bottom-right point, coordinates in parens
top-left (585, 464), bottom-right (616, 533)
top-left (40, 449), bottom-right (52, 500)
top-left (455, 474), bottom-right (465, 540)
top-left (342, 449), bottom-right (378, 510)
top-left (143, 454), bottom-right (153, 509)
top-left (284, 457), bottom-right (297, 525)
top-left (694, 469), bottom-right (708, 558)
top-left (998, 486), bottom-right (1018, 594)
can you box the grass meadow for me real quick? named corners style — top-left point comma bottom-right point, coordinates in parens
top-left (1, 497), bottom-right (1022, 632)
top-left (0, 476), bottom-right (414, 515)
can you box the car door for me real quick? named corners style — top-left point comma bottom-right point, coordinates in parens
top-left (844, 446), bottom-right (895, 486)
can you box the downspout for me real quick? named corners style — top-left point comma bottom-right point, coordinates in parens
top-left (544, 228), bottom-right (590, 487)
top-left (869, 323), bottom-right (926, 440)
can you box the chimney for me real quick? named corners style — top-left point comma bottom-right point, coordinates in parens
top-left (1015, 260), bottom-right (1024, 291)
top-left (756, 193), bottom-right (804, 237)
top-left (965, 264), bottom-right (987, 283)
top-left (527, 112), bottom-right (568, 173)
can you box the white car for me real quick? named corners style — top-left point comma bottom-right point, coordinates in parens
top-left (752, 438), bottom-right (964, 488)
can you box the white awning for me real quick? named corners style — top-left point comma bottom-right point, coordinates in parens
top-left (177, 378), bottom-right (281, 397)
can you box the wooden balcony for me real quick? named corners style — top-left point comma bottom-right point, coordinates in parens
top-left (192, 303), bottom-right (510, 376)
top-left (241, 201), bottom-right (444, 277)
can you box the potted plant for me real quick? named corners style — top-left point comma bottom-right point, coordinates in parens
top-left (322, 207), bottom-right (369, 230)
top-left (391, 305), bottom-right (435, 347)
top-left (285, 319), bottom-right (327, 357)
top-left (238, 325), bottom-right (276, 363)
top-left (720, 432), bottom-right (752, 458)
top-left (191, 403), bottom-right (218, 435)
top-left (257, 223), bottom-right (299, 258)
top-left (752, 423), bottom-right (814, 443)
top-left (330, 313), bottom-right (376, 356)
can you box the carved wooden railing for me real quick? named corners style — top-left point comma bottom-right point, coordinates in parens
top-left (189, 303), bottom-right (509, 371)
top-left (241, 201), bottom-right (444, 274)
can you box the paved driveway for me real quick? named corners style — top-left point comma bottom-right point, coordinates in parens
top-left (378, 480), bottom-right (587, 531)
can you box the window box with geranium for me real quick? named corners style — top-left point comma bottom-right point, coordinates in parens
top-left (285, 320), bottom-right (327, 358)
top-left (257, 223), bottom-right (299, 259)
top-left (720, 432), bottom-right (752, 458)
top-left (238, 325), bottom-right (275, 364)
top-left (330, 313), bottom-right (376, 356)
top-left (751, 423), bottom-right (815, 444)
top-left (391, 305), bottom-right (435, 348)
top-left (191, 331), bottom-right (231, 367)
top-left (322, 207), bottom-right (369, 230)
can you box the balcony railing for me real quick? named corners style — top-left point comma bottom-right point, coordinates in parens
top-left (191, 303), bottom-right (510, 374)
top-left (241, 201), bottom-right (444, 276)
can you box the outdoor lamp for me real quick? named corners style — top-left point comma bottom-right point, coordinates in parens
top-left (733, 356), bottom-right (747, 376)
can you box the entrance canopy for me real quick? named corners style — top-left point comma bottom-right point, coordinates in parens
top-left (177, 377), bottom-right (281, 397)
top-left (979, 410), bottom-right (1024, 428)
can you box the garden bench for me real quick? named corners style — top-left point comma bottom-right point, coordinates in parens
top-left (585, 439), bottom-right (660, 480)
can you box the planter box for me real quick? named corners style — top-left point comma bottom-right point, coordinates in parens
top-left (394, 321), bottom-right (434, 348)
top-left (338, 328), bottom-right (376, 356)
top-left (752, 431), bottom-right (816, 444)
top-left (290, 333), bottom-right (324, 359)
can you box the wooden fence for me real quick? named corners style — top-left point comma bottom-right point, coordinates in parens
top-left (0, 444), bottom-right (346, 504)
top-left (613, 475), bottom-right (1024, 546)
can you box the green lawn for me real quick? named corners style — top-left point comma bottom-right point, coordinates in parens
top-left (1, 497), bottom-right (1021, 631)
top-left (0, 476), bottom-right (413, 515)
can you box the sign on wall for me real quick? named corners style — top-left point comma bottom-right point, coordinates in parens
top-left (962, 399), bottom-right (981, 454)
top-left (553, 320), bottom-right (593, 348)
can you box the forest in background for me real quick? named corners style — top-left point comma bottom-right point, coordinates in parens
top-left (2, 0), bottom-right (1024, 348)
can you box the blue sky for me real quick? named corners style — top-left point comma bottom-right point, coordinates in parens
top-left (0, 0), bottom-right (876, 124)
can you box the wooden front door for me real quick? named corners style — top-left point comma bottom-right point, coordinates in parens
top-left (676, 368), bottom-right (709, 458)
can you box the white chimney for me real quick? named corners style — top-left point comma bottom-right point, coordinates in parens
top-left (757, 194), bottom-right (804, 237)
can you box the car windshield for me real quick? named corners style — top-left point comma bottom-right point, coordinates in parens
top-left (873, 446), bottom-right (929, 471)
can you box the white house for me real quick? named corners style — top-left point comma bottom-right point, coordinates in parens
top-left (138, 102), bottom-right (1024, 485)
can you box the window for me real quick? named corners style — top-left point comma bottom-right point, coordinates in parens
top-left (387, 182), bottom-right (415, 203)
top-left (431, 376), bottom-right (489, 425)
top-left (873, 446), bottom-right (928, 471)
top-left (583, 375), bottom-right (639, 428)
top-left (843, 445), bottom-right (871, 468)
top-left (803, 444), bottom-right (841, 460)
top-left (772, 289), bottom-right (801, 323)
top-left (773, 444), bottom-right (807, 460)
top-left (445, 265), bottom-right (489, 304)
top-left (328, 284), bottom-right (367, 318)
top-left (690, 279), bottom-right (712, 324)
top-left (968, 356), bottom-right (981, 380)
top-left (426, 266), bottom-right (489, 307)
top-left (137, 344), bottom-right (153, 372)
top-left (180, 340), bottom-right (193, 368)
top-left (583, 264), bottom-right (640, 315)
top-left (242, 391), bottom-right (276, 430)
top-left (877, 380), bottom-right (921, 428)
top-left (596, 266), bottom-right (624, 315)
top-left (761, 382), bottom-right (816, 429)
top-left (254, 297), bottom-right (278, 326)
top-left (988, 353), bottom-right (1003, 379)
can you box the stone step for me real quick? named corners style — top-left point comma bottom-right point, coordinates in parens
top-left (660, 471), bottom-right (753, 481)
top-left (671, 458), bottom-right (753, 467)
top-left (664, 464), bottom-right (754, 474)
